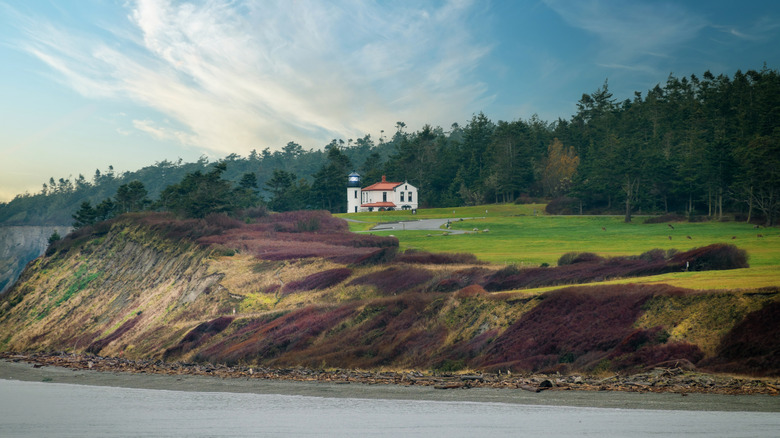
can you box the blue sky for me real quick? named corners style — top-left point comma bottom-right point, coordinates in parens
top-left (1, 0), bottom-right (778, 202)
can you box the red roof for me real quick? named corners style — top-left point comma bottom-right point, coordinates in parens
top-left (360, 202), bottom-right (396, 208)
top-left (362, 175), bottom-right (402, 191)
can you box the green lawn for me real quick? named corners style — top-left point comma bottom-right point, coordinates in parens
top-left (337, 204), bottom-right (780, 290)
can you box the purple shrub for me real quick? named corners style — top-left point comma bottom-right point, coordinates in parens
top-left (454, 284), bottom-right (488, 298)
top-left (348, 267), bottom-right (434, 295)
top-left (280, 294), bottom-right (446, 369)
top-left (611, 342), bottom-right (705, 371)
top-left (476, 284), bottom-right (672, 372)
top-left (395, 249), bottom-right (481, 265)
top-left (700, 300), bottom-right (780, 376)
top-left (482, 244), bottom-right (749, 292)
top-left (670, 244), bottom-right (748, 271)
top-left (557, 252), bottom-right (603, 266)
top-left (282, 268), bottom-right (353, 295)
top-left (86, 314), bottom-right (142, 354)
top-left (197, 305), bottom-right (358, 365)
top-left (164, 316), bottom-right (234, 359)
top-left (429, 267), bottom-right (491, 293)
top-left (193, 211), bottom-right (397, 265)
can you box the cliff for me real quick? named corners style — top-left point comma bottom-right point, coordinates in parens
top-left (0, 212), bottom-right (777, 376)
top-left (0, 226), bottom-right (70, 294)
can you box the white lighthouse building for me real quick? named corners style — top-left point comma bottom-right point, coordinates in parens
top-left (347, 172), bottom-right (418, 213)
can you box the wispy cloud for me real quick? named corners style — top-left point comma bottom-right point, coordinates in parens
top-left (713, 15), bottom-right (780, 41)
top-left (544, 0), bottom-right (707, 75)
top-left (10, 0), bottom-right (493, 153)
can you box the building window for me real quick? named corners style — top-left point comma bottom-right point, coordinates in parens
top-left (401, 193), bottom-right (405, 202)
top-left (409, 192), bottom-right (412, 202)
top-left (383, 192), bottom-right (387, 202)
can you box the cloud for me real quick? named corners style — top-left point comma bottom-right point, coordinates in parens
top-left (543, 0), bottom-right (707, 74)
top-left (10, 0), bottom-right (494, 153)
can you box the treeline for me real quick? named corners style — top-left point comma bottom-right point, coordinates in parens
top-left (1, 66), bottom-right (778, 225)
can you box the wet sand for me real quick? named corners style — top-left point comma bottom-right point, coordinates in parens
top-left (2, 359), bottom-right (777, 412)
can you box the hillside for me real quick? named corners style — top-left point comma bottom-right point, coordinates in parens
top-left (0, 211), bottom-right (777, 377)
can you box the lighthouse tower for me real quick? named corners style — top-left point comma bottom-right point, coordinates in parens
top-left (347, 172), bottom-right (361, 213)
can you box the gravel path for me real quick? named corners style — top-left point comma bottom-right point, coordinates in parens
top-left (365, 217), bottom-right (483, 234)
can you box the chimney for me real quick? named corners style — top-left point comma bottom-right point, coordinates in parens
top-left (381, 175), bottom-right (387, 182)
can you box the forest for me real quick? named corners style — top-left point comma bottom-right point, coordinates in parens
top-left (1, 65), bottom-right (778, 226)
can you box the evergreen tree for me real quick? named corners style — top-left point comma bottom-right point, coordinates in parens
top-left (72, 201), bottom-right (97, 229)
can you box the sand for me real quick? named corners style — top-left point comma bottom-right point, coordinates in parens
top-left (1, 359), bottom-right (777, 412)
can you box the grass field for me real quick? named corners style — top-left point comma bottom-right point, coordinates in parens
top-left (337, 204), bottom-right (780, 291)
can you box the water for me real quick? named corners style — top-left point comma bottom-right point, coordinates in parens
top-left (1, 379), bottom-right (778, 437)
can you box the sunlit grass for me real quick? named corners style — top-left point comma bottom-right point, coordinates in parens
top-left (340, 204), bottom-right (780, 290)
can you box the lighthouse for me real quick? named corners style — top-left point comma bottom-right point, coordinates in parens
top-left (347, 172), bottom-right (361, 213)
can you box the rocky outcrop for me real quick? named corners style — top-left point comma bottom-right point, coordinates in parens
top-left (0, 226), bottom-right (70, 294)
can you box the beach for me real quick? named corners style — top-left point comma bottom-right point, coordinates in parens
top-left (1, 353), bottom-right (778, 412)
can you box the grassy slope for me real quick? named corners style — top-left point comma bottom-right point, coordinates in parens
top-left (1, 209), bottom-right (777, 376)
top-left (338, 204), bottom-right (780, 291)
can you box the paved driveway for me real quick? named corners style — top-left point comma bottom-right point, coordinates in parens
top-left (367, 218), bottom-right (481, 234)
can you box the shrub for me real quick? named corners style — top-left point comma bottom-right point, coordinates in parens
top-left (557, 252), bottom-right (603, 266)
top-left (670, 244), bottom-right (748, 271)
top-left (164, 316), bottom-right (234, 359)
top-left (483, 245), bottom-right (748, 292)
top-left (395, 249), bottom-right (481, 265)
top-left (513, 195), bottom-right (545, 204)
top-left (240, 206), bottom-right (269, 220)
top-left (282, 268), bottom-right (353, 295)
top-left (557, 252), bottom-right (578, 266)
top-left (454, 284), bottom-right (488, 298)
top-left (433, 359), bottom-right (466, 372)
top-left (643, 213), bottom-right (686, 224)
top-left (700, 300), bottom-right (780, 376)
top-left (348, 267), bottom-right (434, 295)
top-left (611, 342), bottom-right (705, 371)
top-left (204, 213), bottom-right (243, 230)
top-left (476, 284), bottom-right (676, 372)
top-left (86, 314), bottom-right (141, 354)
top-left (196, 305), bottom-right (357, 365)
top-left (638, 248), bottom-right (667, 262)
top-left (545, 197), bottom-right (580, 215)
top-left (429, 268), bottom-right (491, 293)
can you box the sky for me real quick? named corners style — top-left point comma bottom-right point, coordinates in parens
top-left (1, 0), bottom-right (778, 202)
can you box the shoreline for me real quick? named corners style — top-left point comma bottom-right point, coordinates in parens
top-left (1, 352), bottom-right (778, 412)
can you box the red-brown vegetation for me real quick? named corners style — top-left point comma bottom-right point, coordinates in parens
top-left (282, 268), bottom-right (353, 295)
top-left (429, 267), bottom-right (492, 292)
top-left (454, 284), bottom-right (488, 298)
top-left (164, 316), bottom-right (234, 359)
top-left (86, 314), bottom-right (142, 354)
top-left (135, 210), bottom-right (399, 265)
top-left (278, 294), bottom-right (448, 369)
top-left (394, 249), bottom-right (482, 265)
top-left (475, 284), bottom-right (679, 372)
top-left (668, 243), bottom-right (748, 271)
top-left (196, 305), bottom-right (357, 365)
top-left (347, 267), bottom-right (434, 295)
top-left (700, 300), bottom-right (780, 376)
top-left (611, 342), bottom-right (705, 371)
top-left (483, 244), bottom-right (748, 291)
